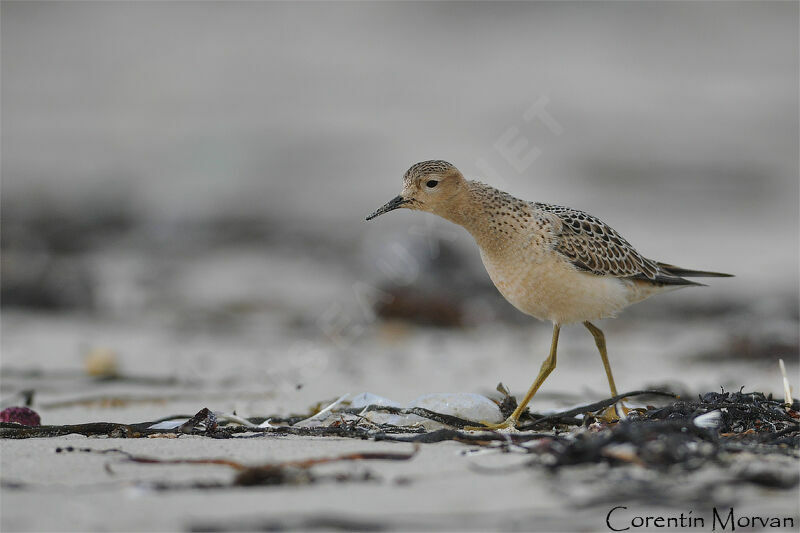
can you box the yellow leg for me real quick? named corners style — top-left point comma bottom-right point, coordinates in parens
top-left (583, 321), bottom-right (628, 420)
top-left (467, 323), bottom-right (560, 431)
top-left (583, 321), bottom-right (617, 397)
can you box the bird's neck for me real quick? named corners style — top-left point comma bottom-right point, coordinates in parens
top-left (440, 180), bottom-right (520, 252)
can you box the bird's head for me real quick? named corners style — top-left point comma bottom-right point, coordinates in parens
top-left (366, 160), bottom-right (466, 220)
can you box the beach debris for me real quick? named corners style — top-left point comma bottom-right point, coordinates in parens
top-left (214, 412), bottom-right (271, 428)
top-left (779, 358), bottom-right (793, 407)
top-left (0, 406), bottom-right (40, 426)
top-left (355, 392), bottom-right (504, 429)
top-left (293, 391), bottom-right (503, 429)
top-left (733, 458), bottom-right (800, 489)
top-left (1, 387), bottom-right (796, 505)
top-left (149, 412), bottom-right (271, 431)
top-left (375, 287), bottom-right (464, 328)
top-left (495, 382), bottom-right (518, 419)
top-left (51, 444), bottom-right (418, 488)
top-left (350, 392), bottom-right (403, 409)
top-left (84, 347), bottom-right (120, 378)
top-left (521, 389), bottom-right (799, 474)
top-left (165, 408), bottom-right (275, 435)
top-left (2, 390), bottom-right (796, 479)
top-left (189, 514), bottom-right (389, 532)
top-left (234, 446), bottom-right (419, 486)
top-left (0, 390), bottom-right (672, 438)
top-left (291, 393), bottom-right (363, 427)
top-left (692, 409), bottom-right (723, 429)
top-left (178, 408), bottom-right (218, 435)
top-left (515, 390), bottom-right (675, 431)
top-left (643, 390), bottom-right (798, 435)
top-left (408, 393), bottom-right (503, 423)
top-left (148, 418), bottom-right (189, 430)
top-left (1, 421), bottom-right (142, 439)
top-left (537, 419), bottom-right (719, 470)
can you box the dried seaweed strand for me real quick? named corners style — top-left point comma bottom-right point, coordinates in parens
top-left (0, 390), bottom-right (674, 439)
top-left (56, 444), bottom-right (418, 472)
top-left (518, 389), bottom-right (676, 430)
top-left (0, 422), bottom-right (145, 439)
top-left (376, 428), bottom-right (563, 444)
top-left (343, 405), bottom-right (486, 429)
top-left (56, 446), bottom-right (247, 469)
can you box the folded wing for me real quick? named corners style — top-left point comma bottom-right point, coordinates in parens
top-left (534, 203), bottom-right (723, 286)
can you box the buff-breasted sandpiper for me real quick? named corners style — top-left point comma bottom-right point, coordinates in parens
top-left (366, 160), bottom-right (732, 430)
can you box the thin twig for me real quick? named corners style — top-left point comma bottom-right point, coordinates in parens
top-left (57, 444), bottom-right (418, 472)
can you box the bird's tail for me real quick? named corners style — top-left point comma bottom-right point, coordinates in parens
top-left (656, 262), bottom-right (734, 278)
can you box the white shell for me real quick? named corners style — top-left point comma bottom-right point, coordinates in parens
top-left (407, 393), bottom-right (503, 424)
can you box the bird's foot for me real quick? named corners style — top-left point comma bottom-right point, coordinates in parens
top-left (464, 416), bottom-right (519, 432)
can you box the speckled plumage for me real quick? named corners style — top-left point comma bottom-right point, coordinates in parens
top-left (403, 160), bottom-right (456, 185)
top-left (536, 202), bottom-right (660, 280)
top-left (372, 161), bottom-right (729, 324)
top-left (367, 160), bottom-right (731, 428)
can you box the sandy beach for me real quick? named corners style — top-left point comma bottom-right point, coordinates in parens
top-left (2, 2), bottom-right (798, 531)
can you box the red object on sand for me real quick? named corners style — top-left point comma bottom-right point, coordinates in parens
top-left (0, 406), bottom-right (41, 426)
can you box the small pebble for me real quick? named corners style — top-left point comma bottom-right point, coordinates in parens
top-left (85, 347), bottom-right (119, 377)
top-left (0, 406), bottom-right (41, 426)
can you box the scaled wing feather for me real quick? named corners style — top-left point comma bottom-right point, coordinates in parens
top-left (534, 203), bottom-right (661, 280)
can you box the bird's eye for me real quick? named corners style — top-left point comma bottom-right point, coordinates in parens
top-left (426, 180), bottom-right (438, 188)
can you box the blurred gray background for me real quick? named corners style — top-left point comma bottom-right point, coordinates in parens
top-left (1, 2), bottom-right (798, 416)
